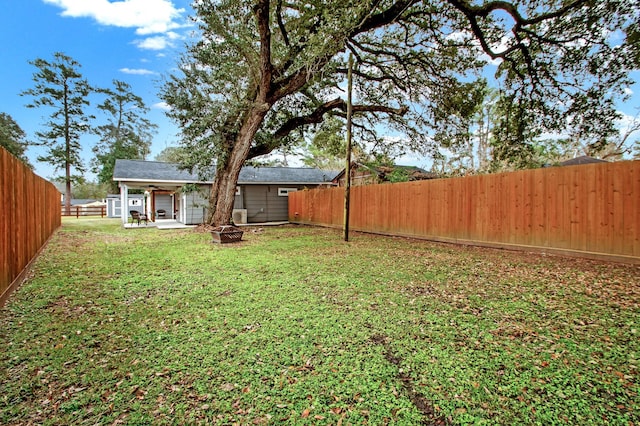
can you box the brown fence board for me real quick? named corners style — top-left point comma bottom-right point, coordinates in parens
top-left (1, 147), bottom-right (61, 306)
top-left (1, 151), bottom-right (10, 289)
top-left (290, 160), bottom-right (640, 263)
top-left (626, 164), bottom-right (640, 256)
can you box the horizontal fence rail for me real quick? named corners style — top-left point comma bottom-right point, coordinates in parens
top-left (289, 160), bottom-right (640, 263)
top-left (61, 205), bottom-right (106, 218)
top-left (1, 147), bottom-right (61, 306)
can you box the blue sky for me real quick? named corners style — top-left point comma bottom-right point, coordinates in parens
top-left (1, 0), bottom-right (194, 180)
top-left (1, 1), bottom-right (638, 181)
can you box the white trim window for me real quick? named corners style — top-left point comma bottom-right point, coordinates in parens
top-left (278, 187), bottom-right (298, 197)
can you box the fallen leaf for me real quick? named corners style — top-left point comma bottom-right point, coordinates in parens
top-left (155, 368), bottom-right (170, 377)
top-left (301, 409), bottom-right (310, 418)
top-left (131, 386), bottom-right (146, 400)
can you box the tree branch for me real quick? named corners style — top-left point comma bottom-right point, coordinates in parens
top-left (276, 0), bottom-right (290, 47)
top-left (255, 0), bottom-right (273, 101)
top-left (356, 0), bottom-right (418, 34)
top-left (270, 0), bottom-right (421, 103)
top-left (247, 98), bottom-right (408, 158)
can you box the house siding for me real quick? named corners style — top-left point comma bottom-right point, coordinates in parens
top-left (155, 194), bottom-right (173, 218)
top-left (234, 188), bottom-right (243, 209)
top-left (182, 187), bottom-right (209, 225)
top-left (243, 185), bottom-right (302, 222)
top-left (106, 197), bottom-right (120, 218)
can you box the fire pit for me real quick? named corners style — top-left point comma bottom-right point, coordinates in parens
top-left (210, 225), bottom-right (244, 244)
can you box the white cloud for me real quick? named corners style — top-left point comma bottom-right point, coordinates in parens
top-left (135, 31), bottom-right (183, 50)
top-left (166, 31), bottom-right (181, 40)
top-left (617, 110), bottom-right (640, 129)
top-left (446, 29), bottom-right (506, 66)
top-left (135, 36), bottom-right (172, 50)
top-left (120, 68), bottom-right (156, 75)
top-left (624, 87), bottom-right (634, 96)
top-left (43, 0), bottom-right (185, 35)
top-left (153, 102), bottom-right (172, 111)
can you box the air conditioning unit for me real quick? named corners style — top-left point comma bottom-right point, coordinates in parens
top-left (232, 209), bottom-right (248, 224)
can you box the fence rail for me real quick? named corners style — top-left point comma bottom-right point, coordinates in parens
top-left (61, 205), bottom-right (106, 218)
top-left (1, 147), bottom-right (61, 306)
top-left (289, 160), bottom-right (640, 263)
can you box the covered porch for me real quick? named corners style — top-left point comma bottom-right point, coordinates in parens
top-left (113, 160), bottom-right (212, 227)
top-left (118, 182), bottom-right (209, 227)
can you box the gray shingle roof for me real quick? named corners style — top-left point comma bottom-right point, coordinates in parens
top-left (113, 160), bottom-right (200, 183)
top-left (113, 159), bottom-right (337, 184)
top-left (238, 166), bottom-right (337, 183)
top-left (559, 156), bottom-right (607, 166)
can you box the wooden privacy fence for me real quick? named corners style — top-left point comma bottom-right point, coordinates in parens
top-left (289, 160), bottom-right (640, 263)
top-left (1, 147), bottom-right (61, 306)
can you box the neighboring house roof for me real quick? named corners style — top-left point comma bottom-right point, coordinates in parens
top-left (106, 193), bottom-right (143, 199)
top-left (113, 159), bottom-right (338, 186)
top-left (558, 156), bottom-right (607, 166)
top-left (333, 162), bottom-right (438, 183)
top-left (62, 199), bottom-right (98, 206)
top-left (76, 200), bottom-right (106, 207)
top-left (375, 165), bottom-right (439, 181)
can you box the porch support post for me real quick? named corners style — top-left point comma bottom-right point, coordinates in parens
top-left (120, 184), bottom-right (129, 225)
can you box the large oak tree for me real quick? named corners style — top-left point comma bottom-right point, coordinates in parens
top-left (162, 0), bottom-right (637, 226)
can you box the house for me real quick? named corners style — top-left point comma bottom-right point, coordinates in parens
top-left (333, 162), bottom-right (438, 187)
top-left (542, 155), bottom-right (608, 169)
top-left (112, 159), bottom-right (337, 225)
top-left (558, 156), bottom-right (607, 166)
top-left (74, 200), bottom-right (107, 216)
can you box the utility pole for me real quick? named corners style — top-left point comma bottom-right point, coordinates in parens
top-left (343, 54), bottom-right (353, 242)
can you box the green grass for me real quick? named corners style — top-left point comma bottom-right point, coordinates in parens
top-left (1, 218), bottom-right (638, 425)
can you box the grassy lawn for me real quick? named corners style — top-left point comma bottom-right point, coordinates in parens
top-left (1, 218), bottom-right (638, 425)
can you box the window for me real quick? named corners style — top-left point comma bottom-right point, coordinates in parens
top-left (278, 187), bottom-right (298, 197)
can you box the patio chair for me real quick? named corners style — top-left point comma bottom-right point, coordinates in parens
top-left (130, 210), bottom-right (148, 226)
top-left (156, 209), bottom-right (166, 218)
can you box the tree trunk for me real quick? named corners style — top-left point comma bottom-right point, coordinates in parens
top-left (64, 179), bottom-right (72, 216)
top-left (208, 106), bottom-right (270, 226)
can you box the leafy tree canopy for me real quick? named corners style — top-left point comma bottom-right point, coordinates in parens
top-left (0, 112), bottom-right (32, 168)
top-left (92, 80), bottom-right (157, 192)
top-left (162, 0), bottom-right (638, 225)
top-left (155, 145), bottom-right (189, 163)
